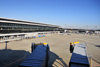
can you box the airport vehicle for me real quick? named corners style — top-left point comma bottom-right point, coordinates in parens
top-left (19, 43), bottom-right (49, 67)
top-left (69, 42), bottom-right (90, 67)
top-left (19, 41), bottom-right (90, 67)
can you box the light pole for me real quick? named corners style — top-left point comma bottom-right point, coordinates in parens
top-left (5, 41), bottom-right (9, 50)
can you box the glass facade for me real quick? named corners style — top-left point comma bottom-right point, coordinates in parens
top-left (0, 21), bottom-right (62, 33)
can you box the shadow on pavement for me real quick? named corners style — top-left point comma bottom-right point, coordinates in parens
top-left (0, 49), bottom-right (30, 67)
top-left (0, 49), bottom-right (68, 67)
top-left (48, 51), bottom-right (68, 67)
top-left (95, 45), bottom-right (100, 48)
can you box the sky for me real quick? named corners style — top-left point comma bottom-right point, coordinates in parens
top-left (0, 0), bottom-right (100, 29)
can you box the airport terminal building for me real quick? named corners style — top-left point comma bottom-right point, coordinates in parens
top-left (0, 18), bottom-right (63, 42)
top-left (0, 18), bottom-right (62, 33)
